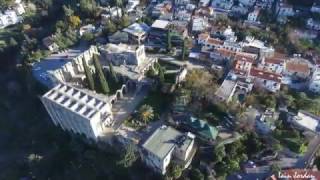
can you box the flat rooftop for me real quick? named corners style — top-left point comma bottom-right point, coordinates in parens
top-left (143, 126), bottom-right (187, 159)
top-left (151, 20), bottom-right (169, 29)
top-left (215, 79), bottom-right (237, 101)
top-left (42, 83), bottom-right (111, 119)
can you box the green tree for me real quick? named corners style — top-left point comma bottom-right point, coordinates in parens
top-left (181, 38), bottom-right (188, 61)
top-left (119, 15), bottom-right (130, 28)
top-left (158, 67), bottom-right (165, 84)
top-left (168, 165), bottom-right (183, 179)
top-left (104, 20), bottom-right (117, 34)
top-left (138, 104), bottom-right (154, 124)
top-left (63, 5), bottom-right (74, 17)
top-left (80, 0), bottom-right (97, 17)
top-left (82, 58), bottom-right (95, 90)
top-left (108, 62), bottom-right (118, 83)
top-left (8, 37), bottom-right (18, 47)
top-left (82, 32), bottom-right (95, 42)
top-left (189, 168), bottom-right (204, 180)
top-left (212, 145), bottom-right (226, 163)
top-left (93, 54), bottom-right (110, 94)
top-left (117, 144), bottom-right (138, 168)
top-left (68, 15), bottom-right (81, 29)
top-left (167, 30), bottom-right (172, 52)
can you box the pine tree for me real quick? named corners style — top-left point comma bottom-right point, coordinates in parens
top-left (167, 30), bottom-right (172, 52)
top-left (93, 54), bottom-right (110, 94)
top-left (108, 62), bottom-right (118, 83)
top-left (82, 57), bottom-right (95, 90)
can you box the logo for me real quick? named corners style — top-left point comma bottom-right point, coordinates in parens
top-left (275, 169), bottom-right (320, 180)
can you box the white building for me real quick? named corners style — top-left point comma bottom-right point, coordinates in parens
top-left (260, 56), bottom-right (285, 74)
top-left (0, 10), bottom-right (20, 28)
top-left (247, 8), bottom-right (260, 23)
top-left (239, 0), bottom-right (256, 6)
top-left (126, 0), bottom-right (139, 12)
top-left (309, 68), bottom-right (320, 93)
top-left (32, 46), bottom-right (99, 87)
top-left (79, 24), bottom-right (96, 36)
top-left (311, 2), bottom-right (320, 14)
top-left (123, 23), bottom-right (150, 44)
top-left (141, 126), bottom-right (196, 174)
top-left (250, 68), bottom-right (282, 92)
top-left (276, 0), bottom-right (295, 22)
top-left (41, 83), bottom-right (114, 140)
top-left (291, 111), bottom-right (320, 134)
top-left (192, 17), bottom-right (208, 32)
top-left (211, 0), bottom-right (233, 11)
top-left (100, 43), bottom-right (146, 66)
top-left (307, 18), bottom-right (320, 31)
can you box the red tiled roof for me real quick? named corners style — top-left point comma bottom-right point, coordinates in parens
top-left (285, 61), bottom-right (310, 74)
top-left (215, 48), bottom-right (236, 57)
top-left (198, 33), bottom-right (209, 41)
top-left (235, 53), bottom-right (256, 63)
top-left (250, 68), bottom-right (282, 83)
top-left (265, 57), bottom-right (285, 65)
top-left (207, 37), bottom-right (223, 46)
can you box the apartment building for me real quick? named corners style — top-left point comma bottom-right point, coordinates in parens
top-left (141, 126), bottom-right (196, 174)
top-left (41, 83), bottom-right (114, 140)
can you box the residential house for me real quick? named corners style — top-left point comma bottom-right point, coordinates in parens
top-left (232, 53), bottom-right (256, 77)
top-left (223, 26), bottom-right (237, 42)
top-left (194, 7), bottom-right (215, 18)
top-left (0, 10), bottom-right (20, 28)
top-left (255, 0), bottom-right (274, 9)
top-left (147, 19), bottom-right (170, 46)
top-left (250, 67), bottom-right (282, 92)
top-left (199, 0), bottom-right (210, 7)
top-left (175, 0), bottom-right (191, 6)
top-left (197, 33), bottom-right (224, 49)
top-left (141, 125), bottom-right (196, 174)
top-left (101, 7), bottom-right (122, 21)
top-left (176, 10), bottom-right (192, 22)
top-left (284, 57), bottom-right (311, 80)
top-left (79, 24), bottom-right (96, 36)
top-left (211, 0), bottom-right (233, 12)
top-left (307, 18), bottom-right (320, 31)
top-left (151, 1), bottom-right (172, 18)
top-left (247, 8), bottom-right (261, 23)
top-left (239, 0), bottom-right (257, 7)
top-left (309, 68), bottom-right (320, 93)
top-left (276, 0), bottom-right (295, 23)
top-left (290, 111), bottom-right (320, 134)
top-left (41, 83), bottom-right (114, 141)
top-left (311, 2), bottom-right (320, 14)
top-left (259, 54), bottom-right (286, 74)
top-left (123, 23), bottom-right (150, 44)
top-left (181, 116), bottom-right (219, 143)
top-left (241, 36), bottom-right (275, 58)
top-left (192, 17), bottom-right (208, 32)
top-left (42, 35), bottom-right (59, 52)
top-left (126, 0), bottom-right (140, 12)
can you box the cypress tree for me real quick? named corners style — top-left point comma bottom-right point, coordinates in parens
top-left (167, 30), bottom-right (172, 52)
top-left (93, 54), bottom-right (110, 94)
top-left (158, 67), bottom-right (165, 83)
top-left (109, 62), bottom-right (118, 83)
top-left (182, 38), bottom-right (187, 61)
top-left (82, 57), bottom-right (95, 90)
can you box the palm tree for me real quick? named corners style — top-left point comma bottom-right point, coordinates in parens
top-left (138, 104), bottom-right (154, 124)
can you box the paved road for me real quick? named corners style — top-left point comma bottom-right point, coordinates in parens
top-left (112, 85), bottom-right (150, 130)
